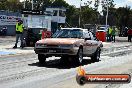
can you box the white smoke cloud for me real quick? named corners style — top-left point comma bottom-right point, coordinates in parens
top-left (20, 0), bottom-right (23, 2)
top-left (127, 0), bottom-right (132, 2)
top-left (115, 0), bottom-right (132, 8)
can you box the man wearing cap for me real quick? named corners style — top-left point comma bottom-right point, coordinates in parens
top-left (13, 20), bottom-right (24, 48)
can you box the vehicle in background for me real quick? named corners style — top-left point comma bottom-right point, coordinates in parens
top-left (96, 26), bottom-right (108, 42)
top-left (0, 26), bottom-right (7, 36)
top-left (97, 26), bottom-right (108, 32)
top-left (23, 28), bottom-right (40, 47)
top-left (84, 24), bottom-right (108, 35)
top-left (34, 28), bottom-right (103, 65)
top-left (119, 27), bottom-right (128, 37)
top-left (83, 24), bottom-right (97, 34)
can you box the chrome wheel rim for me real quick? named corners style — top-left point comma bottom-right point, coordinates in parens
top-left (79, 49), bottom-right (83, 63)
top-left (97, 49), bottom-right (100, 60)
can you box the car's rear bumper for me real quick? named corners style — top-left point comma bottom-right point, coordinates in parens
top-left (34, 47), bottom-right (79, 56)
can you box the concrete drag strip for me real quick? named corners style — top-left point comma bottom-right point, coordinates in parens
top-left (3, 52), bottom-right (132, 88)
top-left (1, 46), bottom-right (130, 86)
top-left (48, 54), bottom-right (132, 88)
top-left (0, 37), bottom-right (131, 88)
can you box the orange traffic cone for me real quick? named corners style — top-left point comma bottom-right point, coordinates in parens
top-left (77, 66), bottom-right (86, 76)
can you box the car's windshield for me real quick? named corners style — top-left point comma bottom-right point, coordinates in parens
top-left (52, 29), bottom-right (83, 38)
top-left (99, 27), bottom-right (105, 30)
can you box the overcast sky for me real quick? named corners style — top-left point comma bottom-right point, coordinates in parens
top-left (64, 0), bottom-right (132, 7)
top-left (63, 0), bottom-right (132, 12)
top-left (20, 0), bottom-right (132, 11)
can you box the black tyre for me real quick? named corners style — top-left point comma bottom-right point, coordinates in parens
top-left (38, 54), bottom-right (46, 64)
top-left (76, 48), bottom-right (83, 65)
top-left (76, 75), bottom-right (86, 85)
top-left (91, 48), bottom-right (100, 62)
top-left (60, 56), bottom-right (70, 64)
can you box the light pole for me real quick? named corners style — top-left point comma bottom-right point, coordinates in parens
top-left (106, 0), bottom-right (108, 28)
top-left (79, 0), bottom-right (82, 27)
top-left (22, 0), bottom-right (26, 26)
top-left (32, 0), bottom-right (34, 10)
top-left (24, 0), bottom-right (25, 8)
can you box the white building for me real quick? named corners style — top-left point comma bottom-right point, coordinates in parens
top-left (46, 7), bottom-right (66, 24)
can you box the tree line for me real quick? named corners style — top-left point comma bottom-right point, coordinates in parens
top-left (0, 0), bottom-right (132, 30)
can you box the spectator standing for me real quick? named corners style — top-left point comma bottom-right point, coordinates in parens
top-left (127, 28), bottom-right (132, 42)
top-left (111, 27), bottom-right (116, 42)
top-left (108, 26), bottom-right (113, 42)
top-left (42, 28), bottom-right (48, 39)
top-left (13, 20), bottom-right (24, 48)
top-left (2, 26), bottom-right (7, 36)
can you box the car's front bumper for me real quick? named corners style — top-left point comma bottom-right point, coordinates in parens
top-left (34, 47), bottom-right (79, 56)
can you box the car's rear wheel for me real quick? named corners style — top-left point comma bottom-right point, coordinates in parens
top-left (38, 54), bottom-right (46, 64)
top-left (75, 48), bottom-right (83, 65)
top-left (91, 48), bottom-right (100, 62)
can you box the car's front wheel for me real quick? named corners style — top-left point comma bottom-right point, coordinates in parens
top-left (76, 75), bottom-right (86, 85)
top-left (38, 54), bottom-right (46, 64)
top-left (75, 48), bottom-right (83, 65)
top-left (60, 56), bottom-right (69, 64)
top-left (91, 48), bottom-right (100, 62)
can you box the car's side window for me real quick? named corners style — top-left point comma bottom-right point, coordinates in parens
top-left (83, 31), bottom-right (97, 40)
top-left (89, 32), bottom-right (94, 40)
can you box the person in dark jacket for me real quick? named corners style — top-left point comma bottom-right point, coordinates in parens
top-left (127, 28), bottom-right (132, 42)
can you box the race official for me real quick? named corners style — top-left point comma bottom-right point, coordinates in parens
top-left (13, 20), bottom-right (24, 48)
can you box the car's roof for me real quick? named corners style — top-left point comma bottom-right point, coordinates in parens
top-left (61, 28), bottom-right (89, 32)
top-left (99, 26), bottom-right (108, 29)
top-left (61, 28), bottom-right (82, 30)
top-left (97, 30), bottom-right (106, 32)
top-left (83, 29), bottom-right (89, 31)
top-left (100, 27), bottom-right (105, 28)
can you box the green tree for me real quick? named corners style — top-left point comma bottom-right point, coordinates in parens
top-left (66, 5), bottom-right (79, 27)
top-left (7, 0), bottom-right (22, 12)
top-left (101, 0), bottom-right (115, 11)
top-left (51, 0), bottom-right (69, 7)
top-left (81, 6), bottom-right (99, 25)
top-left (23, 0), bottom-right (68, 10)
top-left (80, 1), bottom-right (99, 26)
top-left (116, 6), bottom-right (131, 30)
top-left (0, 0), bottom-right (22, 12)
top-left (34, 0), bottom-right (52, 10)
top-left (94, 0), bottom-right (100, 11)
top-left (100, 0), bottom-right (116, 25)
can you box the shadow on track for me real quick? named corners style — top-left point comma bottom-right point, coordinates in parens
top-left (28, 57), bottom-right (99, 69)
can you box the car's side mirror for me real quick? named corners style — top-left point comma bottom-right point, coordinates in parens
top-left (95, 37), bottom-right (99, 41)
top-left (93, 37), bottom-right (99, 41)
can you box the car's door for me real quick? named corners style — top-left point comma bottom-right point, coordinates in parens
top-left (83, 31), bottom-right (93, 55)
top-left (89, 33), bottom-right (99, 54)
top-left (90, 39), bottom-right (98, 54)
